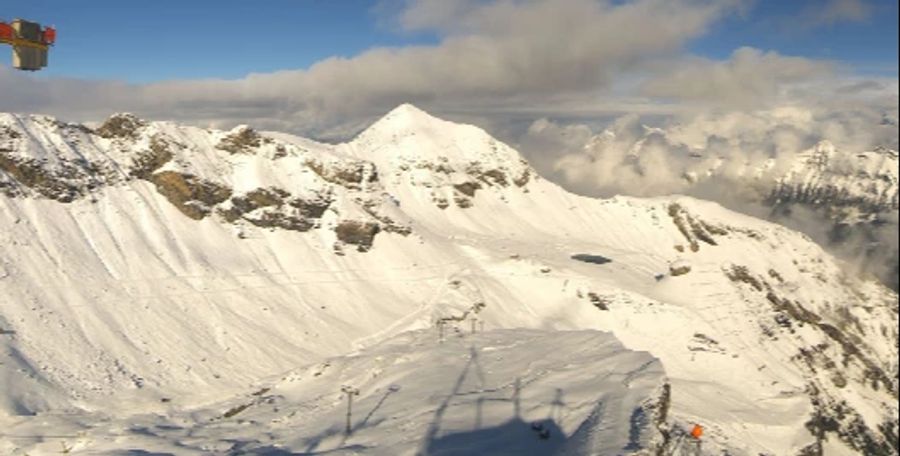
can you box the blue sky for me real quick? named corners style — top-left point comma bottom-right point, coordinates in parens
top-left (4, 0), bottom-right (435, 81)
top-left (5, 0), bottom-right (897, 82)
top-left (691, 0), bottom-right (899, 76)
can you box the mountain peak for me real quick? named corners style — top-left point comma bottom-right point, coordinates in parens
top-left (388, 102), bottom-right (432, 118)
top-left (351, 103), bottom-right (530, 166)
top-left (366, 103), bottom-right (447, 134)
top-left (356, 103), bottom-right (499, 150)
top-left (342, 103), bottom-right (536, 205)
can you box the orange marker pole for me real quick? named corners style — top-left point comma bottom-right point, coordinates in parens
top-left (691, 423), bottom-right (703, 439)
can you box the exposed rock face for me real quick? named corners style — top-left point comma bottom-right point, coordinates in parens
top-left (149, 171), bottom-right (233, 220)
top-left (216, 126), bottom-right (265, 154)
top-left (335, 220), bottom-right (381, 252)
top-left (724, 262), bottom-right (898, 451)
top-left (392, 159), bottom-right (535, 209)
top-left (669, 261), bottom-right (691, 276)
top-left (1, 120), bottom-right (106, 201)
top-left (219, 188), bottom-right (332, 232)
top-left (129, 135), bottom-right (176, 178)
top-left (667, 203), bottom-right (729, 252)
top-left (223, 188), bottom-right (290, 218)
top-left (0, 113), bottom-right (418, 254)
top-left (0, 155), bottom-right (95, 202)
top-left (347, 104), bottom-right (537, 210)
top-left (586, 291), bottom-right (610, 310)
top-left (768, 144), bottom-right (899, 218)
top-left (361, 201), bottom-right (412, 236)
top-left (95, 113), bottom-right (147, 139)
top-left (307, 159), bottom-right (378, 190)
top-left (765, 142), bottom-right (900, 291)
top-left (453, 181), bottom-right (480, 197)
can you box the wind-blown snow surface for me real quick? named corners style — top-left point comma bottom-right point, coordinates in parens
top-left (0, 105), bottom-right (898, 454)
top-left (3, 329), bottom-right (668, 455)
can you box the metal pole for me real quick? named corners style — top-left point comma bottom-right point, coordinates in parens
top-left (345, 392), bottom-right (353, 434)
top-left (341, 385), bottom-right (359, 435)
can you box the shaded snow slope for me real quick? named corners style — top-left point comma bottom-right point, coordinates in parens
top-left (0, 106), bottom-right (897, 454)
top-left (2, 329), bottom-right (669, 455)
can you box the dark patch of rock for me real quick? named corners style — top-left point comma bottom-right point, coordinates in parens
top-left (669, 263), bottom-right (692, 276)
top-left (308, 160), bottom-right (378, 190)
top-left (130, 135), bottom-right (176, 178)
top-left (150, 171), bottom-right (232, 220)
top-left (217, 126), bottom-right (265, 154)
top-left (335, 220), bottom-right (381, 252)
top-left (453, 181), bottom-right (481, 197)
top-left (96, 113), bottom-right (146, 139)
top-left (0, 155), bottom-right (95, 202)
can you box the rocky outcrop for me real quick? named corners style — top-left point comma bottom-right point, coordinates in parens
top-left (149, 171), bottom-right (232, 220)
top-left (308, 160), bottom-right (378, 190)
top-left (216, 126), bottom-right (266, 154)
top-left (725, 263), bottom-right (898, 451)
top-left (361, 201), bottom-right (412, 236)
top-left (804, 384), bottom-right (898, 455)
top-left (667, 203), bottom-right (728, 252)
top-left (218, 187), bottom-right (332, 232)
top-left (0, 154), bottom-right (102, 202)
top-left (95, 113), bottom-right (146, 139)
top-left (335, 220), bottom-right (381, 252)
top-left (669, 260), bottom-right (691, 276)
top-left (129, 135), bottom-right (176, 178)
top-left (0, 119), bottom-right (110, 201)
top-left (768, 145), bottom-right (899, 218)
top-left (0, 113), bottom-right (414, 254)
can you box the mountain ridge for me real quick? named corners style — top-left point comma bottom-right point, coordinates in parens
top-left (0, 106), bottom-right (897, 454)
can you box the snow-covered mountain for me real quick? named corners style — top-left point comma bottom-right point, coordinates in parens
top-left (1, 105), bottom-right (897, 455)
top-left (566, 122), bottom-right (899, 290)
top-left (767, 141), bottom-right (899, 290)
top-left (768, 141), bottom-right (898, 221)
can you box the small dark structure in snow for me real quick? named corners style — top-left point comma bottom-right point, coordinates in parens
top-left (669, 260), bottom-right (692, 276)
top-left (571, 254), bottom-right (612, 265)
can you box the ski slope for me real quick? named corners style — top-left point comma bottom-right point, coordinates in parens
top-left (3, 329), bottom-right (669, 455)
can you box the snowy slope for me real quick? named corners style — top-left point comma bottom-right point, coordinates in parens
top-left (3, 329), bottom-right (669, 455)
top-left (567, 120), bottom-right (900, 291)
top-left (0, 106), bottom-right (897, 455)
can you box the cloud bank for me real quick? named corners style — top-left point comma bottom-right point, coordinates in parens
top-left (2, 0), bottom-right (739, 135)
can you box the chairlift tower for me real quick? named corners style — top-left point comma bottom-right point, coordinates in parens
top-left (0, 18), bottom-right (56, 70)
top-left (341, 385), bottom-right (360, 434)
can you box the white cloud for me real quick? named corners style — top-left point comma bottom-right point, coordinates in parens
top-left (640, 47), bottom-right (835, 109)
top-left (514, 100), bottom-right (899, 287)
top-left (1, 0), bottom-right (737, 135)
top-left (518, 98), bottom-right (897, 198)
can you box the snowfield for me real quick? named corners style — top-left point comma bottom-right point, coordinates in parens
top-left (3, 329), bottom-right (669, 455)
top-left (0, 105), bottom-right (897, 455)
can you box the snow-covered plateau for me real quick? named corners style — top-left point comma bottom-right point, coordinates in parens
top-left (0, 105), bottom-right (897, 455)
